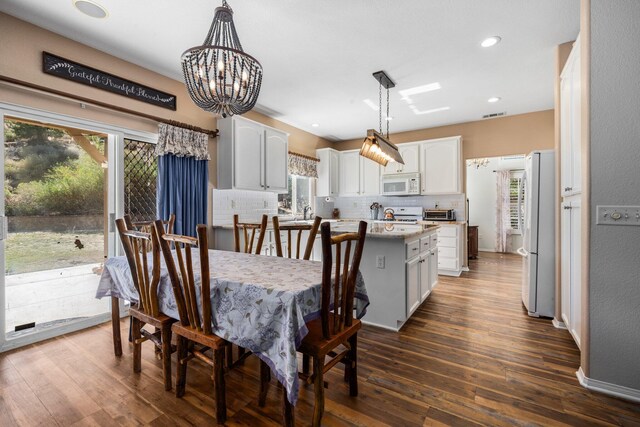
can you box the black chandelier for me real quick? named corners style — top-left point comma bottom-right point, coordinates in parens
top-left (181, 0), bottom-right (263, 117)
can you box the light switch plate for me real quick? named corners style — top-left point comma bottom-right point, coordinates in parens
top-left (376, 255), bottom-right (385, 269)
top-left (596, 205), bottom-right (640, 226)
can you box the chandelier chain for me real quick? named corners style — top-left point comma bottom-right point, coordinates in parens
top-left (386, 86), bottom-right (390, 139)
top-left (378, 82), bottom-right (382, 134)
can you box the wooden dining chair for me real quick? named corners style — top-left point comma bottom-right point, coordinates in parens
top-left (292, 220), bottom-right (367, 427)
top-left (233, 214), bottom-right (268, 254)
top-left (115, 217), bottom-right (176, 391)
top-left (272, 216), bottom-right (322, 260)
top-left (132, 213), bottom-right (175, 234)
top-left (154, 221), bottom-right (230, 425)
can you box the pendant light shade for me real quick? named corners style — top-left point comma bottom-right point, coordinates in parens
top-left (360, 129), bottom-right (404, 166)
top-left (181, 1), bottom-right (262, 117)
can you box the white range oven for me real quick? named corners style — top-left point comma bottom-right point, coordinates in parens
top-left (381, 172), bottom-right (421, 196)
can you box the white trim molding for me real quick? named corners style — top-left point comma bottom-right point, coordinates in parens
top-left (552, 318), bottom-right (567, 329)
top-left (577, 367), bottom-right (640, 403)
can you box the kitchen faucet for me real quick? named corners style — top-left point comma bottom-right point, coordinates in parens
top-left (303, 205), bottom-right (311, 220)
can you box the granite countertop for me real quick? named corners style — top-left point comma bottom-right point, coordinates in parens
top-left (212, 218), bottom-right (439, 239)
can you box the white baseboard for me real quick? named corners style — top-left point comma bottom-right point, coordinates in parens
top-left (552, 318), bottom-right (567, 329)
top-left (577, 367), bottom-right (640, 403)
top-left (361, 319), bottom-right (400, 332)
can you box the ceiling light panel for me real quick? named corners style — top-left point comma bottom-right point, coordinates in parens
top-left (399, 82), bottom-right (441, 103)
top-left (363, 99), bottom-right (379, 111)
top-left (411, 106), bottom-right (450, 115)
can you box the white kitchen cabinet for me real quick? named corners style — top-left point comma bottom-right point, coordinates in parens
top-left (217, 116), bottom-right (289, 193)
top-left (420, 251), bottom-right (431, 302)
top-left (232, 118), bottom-right (263, 191)
top-left (560, 36), bottom-right (582, 197)
top-left (561, 199), bottom-right (582, 349)
top-left (383, 143), bottom-right (420, 174)
top-left (264, 128), bottom-right (288, 192)
top-left (406, 256), bottom-right (421, 316)
top-left (338, 150), bottom-right (380, 196)
top-left (360, 156), bottom-right (380, 195)
top-left (339, 151), bottom-right (360, 196)
top-left (429, 248), bottom-right (438, 290)
top-left (420, 137), bottom-right (462, 195)
top-left (316, 148), bottom-right (339, 197)
top-left (436, 224), bottom-right (464, 276)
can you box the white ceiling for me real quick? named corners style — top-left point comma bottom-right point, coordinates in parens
top-left (0, 0), bottom-right (580, 141)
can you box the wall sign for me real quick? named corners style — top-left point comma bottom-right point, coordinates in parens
top-left (42, 52), bottom-right (177, 110)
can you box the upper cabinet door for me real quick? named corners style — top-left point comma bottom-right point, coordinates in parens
top-left (399, 144), bottom-right (420, 173)
top-left (329, 150), bottom-right (340, 196)
top-left (264, 129), bottom-right (288, 193)
top-left (234, 119), bottom-right (264, 191)
top-left (360, 157), bottom-right (380, 195)
top-left (420, 137), bottom-right (462, 194)
top-left (382, 144), bottom-right (420, 174)
top-left (339, 151), bottom-right (361, 196)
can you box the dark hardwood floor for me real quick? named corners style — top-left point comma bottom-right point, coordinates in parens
top-left (2, 252), bottom-right (640, 426)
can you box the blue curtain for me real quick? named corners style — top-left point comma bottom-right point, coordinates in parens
top-left (157, 154), bottom-right (208, 237)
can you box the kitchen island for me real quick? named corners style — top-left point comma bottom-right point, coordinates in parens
top-left (213, 220), bottom-right (439, 331)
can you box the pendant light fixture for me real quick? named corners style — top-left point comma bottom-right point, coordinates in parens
top-left (181, 0), bottom-right (262, 117)
top-left (360, 71), bottom-right (404, 166)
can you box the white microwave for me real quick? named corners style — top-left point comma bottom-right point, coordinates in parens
top-left (381, 172), bottom-right (421, 196)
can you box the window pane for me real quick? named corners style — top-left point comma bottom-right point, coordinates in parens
top-left (294, 176), bottom-right (311, 213)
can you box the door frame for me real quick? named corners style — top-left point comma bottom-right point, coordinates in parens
top-left (0, 102), bottom-right (156, 352)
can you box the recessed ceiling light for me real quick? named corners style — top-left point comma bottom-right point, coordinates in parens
top-left (488, 97), bottom-right (501, 103)
top-left (363, 99), bottom-right (379, 111)
top-left (311, 123), bottom-right (319, 127)
top-left (411, 106), bottom-right (450, 115)
top-left (399, 82), bottom-right (441, 103)
top-left (481, 36), bottom-right (501, 48)
top-left (73, 0), bottom-right (108, 19)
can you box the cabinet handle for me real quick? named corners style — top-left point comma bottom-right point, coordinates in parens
top-left (564, 206), bottom-right (572, 210)
top-left (267, 185), bottom-right (270, 188)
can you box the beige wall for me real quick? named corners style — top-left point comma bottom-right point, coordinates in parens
top-left (0, 13), bottom-right (331, 232)
top-left (334, 109), bottom-right (555, 159)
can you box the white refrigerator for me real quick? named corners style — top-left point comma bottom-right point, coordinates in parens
top-left (517, 150), bottom-right (556, 317)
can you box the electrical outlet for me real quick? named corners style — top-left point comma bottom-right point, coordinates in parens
top-left (231, 200), bottom-right (236, 209)
top-left (264, 200), bottom-right (268, 208)
top-left (353, 202), bottom-right (359, 208)
top-left (451, 201), bottom-right (459, 208)
top-left (376, 255), bottom-right (385, 269)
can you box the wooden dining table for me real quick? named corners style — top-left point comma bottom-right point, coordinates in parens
top-left (95, 249), bottom-right (369, 405)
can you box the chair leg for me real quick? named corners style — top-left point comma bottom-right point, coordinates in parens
top-left (131, 317), bottom-right (142, 373)
top-left (302, 354), bottom-right (310, 375)
top-left (348, 334), bottom-right (358, 397)
top-left (111, 296), bottom-right (122, 357)
top-left (213, 348), bottom-right (227, 425)
top-left (238, 346), bottom-right (246, 364)
top-left (175, 336), bottom-right (188, 398)
top-left (226, 344), bottom-right (233, 369)
top-left (258, 360), bottom-right (270, 407)
top-left (282, 385), bottom-right (295, 427)
top-left (161, 324), bottom-right (172, 391)
top-left (312, 356), bottom-right (325, 427)
top-left (154, 327), bottom-right (162, 359)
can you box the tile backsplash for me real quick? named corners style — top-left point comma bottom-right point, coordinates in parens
top-left (212, 189), bottom-right (277, 225)
top-left (324, 194), bottom-right (466, 220)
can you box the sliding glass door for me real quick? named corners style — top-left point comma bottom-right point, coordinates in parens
top-left (0, 104), bottom-right (158, 351)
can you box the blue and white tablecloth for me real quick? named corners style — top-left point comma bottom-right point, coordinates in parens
top-left (95, 249), bottom-right (368, 405)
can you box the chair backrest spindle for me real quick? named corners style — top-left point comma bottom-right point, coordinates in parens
top-left (319, 221), bottom-right (367, 340)
top-left (272, 216), bottom-right (322, 260)
top-left (155, 221), bottom-right (213, 333)
top-left (116, 217), bottom-right (161, 317)
top-left (233, 214), bottom-right (268, 254)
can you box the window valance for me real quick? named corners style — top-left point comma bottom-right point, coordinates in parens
top-left (288, 151), bottom-right (319, 178)
top-left (156, 122), bottom-right (210, 160)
